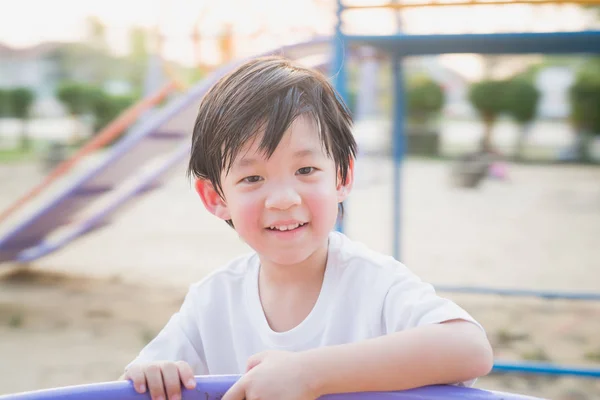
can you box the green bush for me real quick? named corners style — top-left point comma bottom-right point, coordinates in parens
top-left (406, 75), bottom-right (444, 125)
top-left (504, 79), bottom-right (540, 124)
top-left (90, 91), bottom-right (136, 132)
top-left (0, 89), bottom-right (12, 117)
top-left (2, 88), bottom-right (35, 150)
top-left (468, 79), bottom-right (508, 151)
top-left (468, 80), bottom-right (507, 124)
top-left (0, 88), bottom-right (35, 119)
top-left (56, 82), bottom-right (98, 115)
top-left (56, 82), bottom-right (137, 134)
top-left (570, 68), bottom-right (600, 136)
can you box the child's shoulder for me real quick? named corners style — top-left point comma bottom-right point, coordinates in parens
top-left (330, 231), bottom-right (413, 278)
top-left (186, 251), bottom-right (258, 298)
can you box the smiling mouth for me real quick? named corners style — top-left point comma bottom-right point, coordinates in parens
top-left (267, 222), bottom-right (307, 232)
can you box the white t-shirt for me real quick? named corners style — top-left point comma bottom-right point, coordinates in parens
top-left (127, 231), bottom-right (482, 383)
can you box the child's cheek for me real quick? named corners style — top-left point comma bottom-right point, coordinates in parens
top-left (235, 193), bottom-right (264, 230)
top-left (303, 183), bottom-right (339, 227)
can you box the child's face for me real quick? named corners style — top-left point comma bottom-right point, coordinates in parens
top-left (198, 115), bottom-right (353, 267)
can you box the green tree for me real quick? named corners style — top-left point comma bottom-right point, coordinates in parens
top-left (468, 80), bottom-right (507, 151)
top-left (569, 58), bottom-right (600, 162)
top-left (84, 16), bottom-right (111, 84)
top-left (56, 82), bottom-right (96, 115)
top-left (0, 89), bottom-right (11, 117)
top-left (406, 75), bottom-right (445, 126)
top-left (9, 88), bottom-right (35, 150)
top-left (90, 90), bottom-right (136, 132)
top-left (504, 78), bottom-right (540, 161)
top-left (128, 26), bottom-right (149, 93)
top-left (56, 82), bottom-right (98, 143)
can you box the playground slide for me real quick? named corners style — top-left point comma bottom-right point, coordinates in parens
top-left (0, 38), bottom-right (331, 265)
top-left (0, 374), bottom-right (540, 400)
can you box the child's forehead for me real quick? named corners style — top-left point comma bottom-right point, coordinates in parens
top-left (227, 120), bottom-right (329, 169)
top-left (237, 117), bottom-right (322, 154)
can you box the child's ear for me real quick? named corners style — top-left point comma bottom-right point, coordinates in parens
top-left (336, 157), bottom-right (354, 202)
top-left (194, 179), bottom-right (231, 221)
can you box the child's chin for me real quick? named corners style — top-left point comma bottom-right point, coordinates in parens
top-left (265, 249), bottom-right (315, 266)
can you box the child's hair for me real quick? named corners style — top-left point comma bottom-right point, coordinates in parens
top-left (187, 56), bottom-right (357, 226)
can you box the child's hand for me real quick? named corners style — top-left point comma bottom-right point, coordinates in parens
top-left (122, 361), bottom-right (196, 400)
top-left (223, 350), bottom-right (318, 400)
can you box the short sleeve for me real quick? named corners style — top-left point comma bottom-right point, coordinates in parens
top-left (381, 269), bottom-right (484, 388)
top-left (125, 287), bottom-right (208, 375)
top-left (382, 268), bottom-right (483, 334)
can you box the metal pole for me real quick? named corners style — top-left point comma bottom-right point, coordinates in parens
top-left (331, 0), bottom-right (347, 233)
top-left (391, 54), bottom-right (405, 261)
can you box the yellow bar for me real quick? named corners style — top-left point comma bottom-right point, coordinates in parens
top-left (344, 0), bottom-right (600, 10)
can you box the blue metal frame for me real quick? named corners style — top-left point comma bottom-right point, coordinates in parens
top-left (347, 31), bottom-right (600, 56)
top-left (332, 0), bottom-right (348, 234)
top-left (331, 0), bottom-right (600, 380)
top-left (494, 360), bottom-right (600, 378)
top-left (435, 285), bottom-right (600, 301)
top-left (331, 9), bottom-right (600, 270)
top-left (391, 54), bottom-right (405, 261)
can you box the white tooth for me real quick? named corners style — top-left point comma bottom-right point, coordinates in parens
top-left (271, 223), bottom-right (303, 231)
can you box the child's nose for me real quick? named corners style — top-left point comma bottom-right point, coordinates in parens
top-left (264, 186), bottom-right (301, 210)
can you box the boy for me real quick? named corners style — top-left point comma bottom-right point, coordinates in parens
top-left (122, 56), bottom-right (493, 400)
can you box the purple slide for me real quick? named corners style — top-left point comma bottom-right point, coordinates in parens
top-left (0, 375), bottom-right (542, 400)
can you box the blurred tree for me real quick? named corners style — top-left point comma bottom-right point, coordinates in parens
top-left (128, 26), bottom-right (149, 93)
top-left (57, 82), bottom-right (97, 144)
top-left (89, 90), bottom-right (136, 133)
top-left (406, 74), bottom-right (445, 127)
top-left (404, 74), bottom-right (445, 156)
top-left (56, 82), bottom-right (136, 142)
top-left (0, 89), bottom-right (11, 118)
top-left (503, 78), bottom-right (540, 161)
top-left (84, 16), bottom-right (111, 84)
top-left (56, 82), bottom-right (96, 115)
top-left (468, 80), bottom-right (507, 152)
top-left (9, 88), bottom-right (35, 150)
top-left (569, 57), bottom-right (600, 162)
top-left (86, 16), bottom-right (108, 53)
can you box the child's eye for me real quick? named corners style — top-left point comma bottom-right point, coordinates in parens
top-left (242, 175), bottom-right (262, 184)
top-left (297, 167), bottom-right (315, 175)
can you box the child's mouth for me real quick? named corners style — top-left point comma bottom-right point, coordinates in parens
top-left (266, 222), bottom-right (307, 232)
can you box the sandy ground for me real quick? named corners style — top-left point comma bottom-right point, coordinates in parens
top-left (0, 156), bottom-right (599, 399)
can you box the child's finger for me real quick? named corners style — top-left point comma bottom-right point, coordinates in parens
top-left (176, 361), bottom-right (196, 390)
top-left (245, 352), bottom-right (266, 372)
top-left (161, 363), bottom-right (182, 400)
top-left (124, 365), bottom-right (147, 393)
top-left (145, 364), bottom-right (167, 400)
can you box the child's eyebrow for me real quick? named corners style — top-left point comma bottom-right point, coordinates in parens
top-left (293, 149), bottom-right (318, 158)
top-left (235, 157), bottom-right (258, 168)
top-left (235, 148), bottom-right (319, 168)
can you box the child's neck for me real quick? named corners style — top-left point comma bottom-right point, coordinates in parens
top-left (257, 240), bottom-right (329, 333)
top-left (258, 240), bottom-right (329, 287)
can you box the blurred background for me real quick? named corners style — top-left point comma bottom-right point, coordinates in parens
top-left (0, 0), bottom-right (599, 399)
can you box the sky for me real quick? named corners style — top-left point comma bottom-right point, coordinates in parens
top-left (0, 0), bottom-right (596, 77)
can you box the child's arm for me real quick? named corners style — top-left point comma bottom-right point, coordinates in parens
top-left (222, 319), bottom-right (492, 400)
top-left (121, 287), bottom-right (207, 400)
top-left (302, 319), bottom-right (493, 396)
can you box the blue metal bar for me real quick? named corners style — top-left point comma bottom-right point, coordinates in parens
top-left (332, 0), bottom-right (347, 234)
top-left (435, 285), bottom-right (600, 301)
top-left (391, 55), bottom-right (405, 261)
top-left (493, 360), bottom-right (600, 378)
top-left (345, 30), bottom-right (600, 56)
